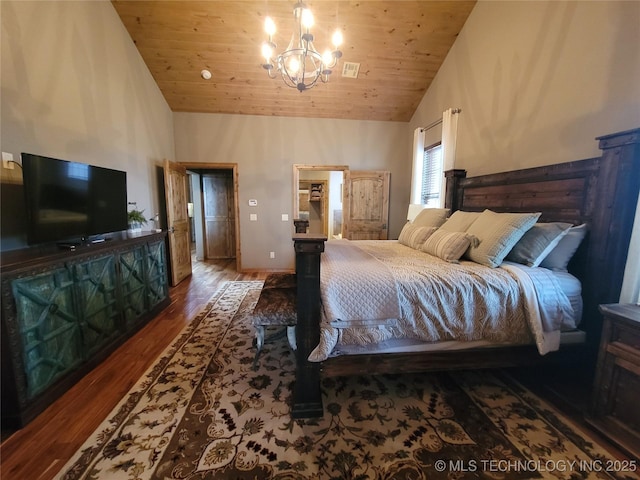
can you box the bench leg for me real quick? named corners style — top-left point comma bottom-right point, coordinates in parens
top-left (287, 326), bottom-right (297, 351)
top-left (253, 325), bottom-right (265, 371)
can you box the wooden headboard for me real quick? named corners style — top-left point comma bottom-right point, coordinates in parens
top-left (445, 128), bottom-right (640, 347)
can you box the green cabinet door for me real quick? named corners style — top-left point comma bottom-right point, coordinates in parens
top-left (12, 267), bottom-right (83, 399)
top-left (74, 254), bottom-right (120, 357)
top-left (119, 245), bottom-right (147, 328)
top-left (146, 240), bottom-right (169, 310)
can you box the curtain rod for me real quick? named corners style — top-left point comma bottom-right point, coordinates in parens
top-left (420, 108), bottom-right (462, 132)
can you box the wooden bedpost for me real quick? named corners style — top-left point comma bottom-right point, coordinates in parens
top-left (444, 169), bottom-right (467, 212)
top-left (291, 233), bottom-right (326, 418)
top-left (583, 128), bottom-right (640, 348)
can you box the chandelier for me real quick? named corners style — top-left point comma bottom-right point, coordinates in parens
top-left (260, 2), bottom-right (343, 92)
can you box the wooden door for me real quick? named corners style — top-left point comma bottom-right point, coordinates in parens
top-left (343, 170), bottom-right (390, 240)
top-left (203, 172), bottom-right (236, 259)
top-left (163, 159), bottom-right (192, 286)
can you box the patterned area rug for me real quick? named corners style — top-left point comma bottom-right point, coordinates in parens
top-left (57, 281), bottom-right (637, 480)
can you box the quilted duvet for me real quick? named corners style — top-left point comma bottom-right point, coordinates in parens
top-left (310, 240), bottom-right (573, 362)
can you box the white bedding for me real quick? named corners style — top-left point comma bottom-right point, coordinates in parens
top-left (310, 240), bottom-right (578, 362)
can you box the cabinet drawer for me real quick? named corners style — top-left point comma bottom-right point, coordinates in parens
top-left (609, 321), bottom-right (640, 352)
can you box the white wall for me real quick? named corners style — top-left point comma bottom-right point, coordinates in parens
top-left (174, 113), bottom-right (408, 270)
top-left (1, 0), bottom-right (174, 250)
top-left (411, 0), bottom-right (640, 175)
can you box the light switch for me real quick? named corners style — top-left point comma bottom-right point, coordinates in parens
top-left (250, 213), bottom-right (258, 221)
top-left (281, 214), bottom-right (289, 221)
top-left (2, 152), bottom-right (14, 170)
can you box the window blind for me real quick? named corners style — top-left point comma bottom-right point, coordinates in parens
top-left (421, 143), bottom-right (443, 207)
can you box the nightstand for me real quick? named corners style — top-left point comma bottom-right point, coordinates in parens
top-left (588, 303), bottom-right (640, 459)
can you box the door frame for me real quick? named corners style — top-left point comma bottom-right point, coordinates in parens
top-left (179, 162), bottom-right (241, 272)
top-left (293, 164), bottom-right (349, 236)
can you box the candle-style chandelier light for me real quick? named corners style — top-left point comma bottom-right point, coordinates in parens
top-left (260, 2), bottom-right (343, 92)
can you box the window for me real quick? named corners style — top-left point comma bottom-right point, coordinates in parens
top-left (420, 142), bottom-right (443, 207)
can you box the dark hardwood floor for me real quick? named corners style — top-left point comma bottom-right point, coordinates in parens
top-left (0, 257), bottom-right (268, 480)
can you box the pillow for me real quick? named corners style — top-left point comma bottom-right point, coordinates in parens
top-left (439, 210), bottom-right (481, 232)
top-left (398, 223), bottom-right (437, 250)
top-left (539, 223), bottom-right (588, 272)
top-left (411, 208), bottom-right (450, 228)
top-left (421, 229), bottom-right (477, 263)
top-left (465, 210), bottom-right (541, 267)
top-left (505, 222), bottom-right (573, 267)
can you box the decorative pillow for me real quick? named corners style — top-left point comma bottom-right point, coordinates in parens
top-left (439, 210), bottom-right (481, 232)
top-left (412, 208), bottom-right (450, 229)
top-left (465, 210), bottom-right (541, 267)
top-left (539, 223), bottom-right (588, 272)
top-left (505, 222), bottom-right (573, 267)
top-left (421, 229), bottom-right (477, 263)
top-left (398, 224), bottom-right (437, 250)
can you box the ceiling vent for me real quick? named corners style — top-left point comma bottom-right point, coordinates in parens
top-left (341, 62), bottom-right (360, 79)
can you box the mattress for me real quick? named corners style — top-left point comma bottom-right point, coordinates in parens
top-left (552, 270), bottom-right (583, 327)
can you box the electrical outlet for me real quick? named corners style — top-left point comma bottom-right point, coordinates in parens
top-left (2, 152), bottom-right (14, 170)
top-left (269, 251), bottom-right (275, 259)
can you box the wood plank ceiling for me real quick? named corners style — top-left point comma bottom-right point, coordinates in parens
top-left (112, 1), bottom-right (476, 122)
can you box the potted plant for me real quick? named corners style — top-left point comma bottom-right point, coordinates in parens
top-left (127, 208), bottom-right (147, 233)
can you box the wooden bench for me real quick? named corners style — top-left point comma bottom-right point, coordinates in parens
top-left (251, 273), bottom-right (297, 369)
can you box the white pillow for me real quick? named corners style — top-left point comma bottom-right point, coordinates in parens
top-left (421, 230), bottom-right (477, 263)
top-left (398, 223), bottom-right (437, 250)
top-left (439, 210), bottom-right (481, 232)
top-left (505, 222), bottom-right (573, 267)
top-left (539, 224), bottom-right (588, 272)
top-left (465, 210), bottom-right (541, 267)
top-left (412, 208), bottom-right (450, 229)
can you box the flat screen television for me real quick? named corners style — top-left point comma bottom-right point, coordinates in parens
top-left (22, 153), bottom-right (128, 245)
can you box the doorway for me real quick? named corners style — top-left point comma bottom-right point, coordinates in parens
top-left (293, 165), bottom-right (348, 239)
top-left (181, 163), bottom-right (240, 271)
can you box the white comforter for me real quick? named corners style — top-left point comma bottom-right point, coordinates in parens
top-left (309, 240), bottom-right (574, 362)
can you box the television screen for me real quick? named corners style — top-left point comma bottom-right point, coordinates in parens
top-left (22, 153), bottom-right (128, 245)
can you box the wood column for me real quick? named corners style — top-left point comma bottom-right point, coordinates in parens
top-left (444, 169), bottom-right (467, 212)
top-left (291, 233), bottom-right (326, 418)
top-left (584, 128), bottom-right (640, 347)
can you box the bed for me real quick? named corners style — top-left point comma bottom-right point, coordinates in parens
top-left (291, 128), bottom-right (640, 418)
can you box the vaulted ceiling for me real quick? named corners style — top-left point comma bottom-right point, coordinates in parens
top-left (112, 1), bottom-right (476, 122)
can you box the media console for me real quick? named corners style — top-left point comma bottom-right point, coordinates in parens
top-left (0, 231), bottom-right (170, 428)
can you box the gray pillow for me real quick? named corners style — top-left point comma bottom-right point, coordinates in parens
top-left (505, 222), bottom-right (573, 267)
top-left (539, 224), bottom-right (588, 271)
